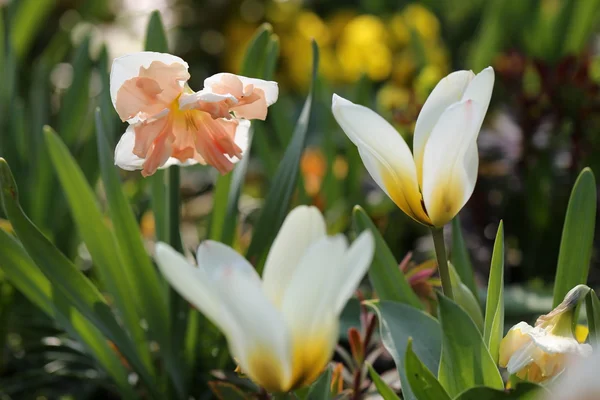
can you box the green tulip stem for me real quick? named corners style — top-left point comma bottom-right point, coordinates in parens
top-left (431, 227), bottom-right (454, 300)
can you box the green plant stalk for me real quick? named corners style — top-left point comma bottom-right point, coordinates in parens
top-left (431, 228), bottom-right (454, 300)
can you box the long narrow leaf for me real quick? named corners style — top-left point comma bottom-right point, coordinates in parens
top-left (553, 168), bottom-right (596, 306)
top-left (484, 222), bottom-right (504, 364)
top-left (586, 289), bottom-right (600, 349)
top-left (353, 206), bottom-right (422, 308)
top-left (246, 40), bottom-right (319, 270)
top-left (0, 158), bottom-right (160, 399)
top-left (451, 216), bottom-right (478, 299)
top-left (0, 229), bottom-right (136, 399)
top-left (368, 364), bottom-right (400, 400)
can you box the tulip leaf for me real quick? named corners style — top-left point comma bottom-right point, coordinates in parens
top-left (586, 289), bottom-right (600, 349)
top-left (437, 295), bottom-right (503, 397)
top-left (484, 221), bottom-right (505, 364)
top-left (208, 23), bottom-right (276, 245)
top-left (307, 367), bottom-right (332, 400)
top-left (404, 339), bottom-right (450, 400)
top-left (553, 168), bottom-right (596, 307)
top-left (448, 262), bottom-right (484, 332)
top-left (450, 216), bottom-right (478, 299)
top-left (352, 206), bottom-right (422, 308)
top-left (0, 158), bottom-right (160, 398)
top-left (10, 0), bottom-right (54, 59)
top-left (454, 383), bottom-right (543, 400)
top-left (367, 364), bottom-right (400, 400)
top-left (562, 0), bottom-right (600, 55)
top-left (0, 228), bottom-right (136, 399)
top-left (367, 301), bottom-right (441, 400)
top-left (246, 40), bottom-right (318, 270)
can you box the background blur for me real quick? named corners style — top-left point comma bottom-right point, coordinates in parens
top-left (1, 0), bottom-right (600, 397)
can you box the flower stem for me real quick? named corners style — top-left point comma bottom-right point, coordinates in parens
top-left (431, 228), bottom-right (454, 300)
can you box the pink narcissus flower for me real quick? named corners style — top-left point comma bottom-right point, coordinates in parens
top-left (110, 52), bottom-right (278, 176)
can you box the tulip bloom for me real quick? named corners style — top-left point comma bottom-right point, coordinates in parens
top-left (110, 52), bottom-right (278, 176)
top-left (331, 67), bottom-right (494, 227)
top-left (543, 350), bottom-right (600, 400)
top-left (155, 206), bottom-right (375, 392)
top-left (499, 285), bottom-right (592, 382)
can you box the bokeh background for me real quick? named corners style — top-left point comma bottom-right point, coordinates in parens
top-left (1, 0), bottom-right (600, 397)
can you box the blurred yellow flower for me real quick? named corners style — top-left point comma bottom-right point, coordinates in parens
top-left (377, 84), bottom-right (410, 111)
top-left (403, 4), bottom-right (440, 42)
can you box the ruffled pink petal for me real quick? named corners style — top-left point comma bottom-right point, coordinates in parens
top-left (133, 111), bottom-right (170, 158)
top-left (208, 74), bottom-right (270, 120)
top-left (192, 115), bottom-right (243, 174)
top-left (142, 132), bottom-right (175, 177)
top-left (115, 61), bottom-right (190, 122)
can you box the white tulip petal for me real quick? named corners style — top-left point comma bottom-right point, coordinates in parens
top-left (331, 94), bottom-right (430, 224)
top-left (421, 99), bottom-right (484, 227)
top-left (262, 206), bottom-right (327, 306)
top-left (332, 231), bottom-right (375, 313)
top-left (114, 125), bottom-right (198, 171)
top-left (413, 70), bottom-right (475, 183)
top-left (545, 352), bottom-right (600, 400)
top-left (110, 51), bottom-right (189, 114)
top-left (195, 240), bottom-right (260, 284)
top-left (205, 73), bottom-right (279, 105)
top-left (154, 242), bottom-right (236, 335)
top-left (460, 66), bottom-right (495, 138)
top-left (528, 330), bottom-right (592, 357)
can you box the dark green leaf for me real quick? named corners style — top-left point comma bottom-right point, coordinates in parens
top-left (448, 263), bottom-right (484, 332)
top-left (586, 289), bottom-right (600, 348)
top-left (404, 339), bottom-right (450, 400)
top-left (352, 206), bottom-right (422, 308)
top-left (368, 364), bottom-right (400, 400)
top-left (10, 0), bottom-right (54, 58)
top-left (145, 11), bottom-right (169, 52)
top-left (367, 301), bottom-right (441, 400)
top-left (484, 221), bottom-right (505, 364)
top-left (437, 295), bottom-right (503, 397)
top-left (450, 216), bottom-right (477, 299)
top-left (307, 367), bottom-right (332, 400)
top-left (454, 383), bottom-right (543, 400)
top-left (246, 40), bottom-right (319, 270)
top-left (553, 168), bottom-right (596, 307)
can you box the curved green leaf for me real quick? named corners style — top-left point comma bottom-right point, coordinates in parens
top-left (307, 367), bottom-right (332, 400)
top-left (454, 383), bottom-right (543, 400)
top-left (367, 301), bottom-right (441, 400)
top-left (352, 206), bottom-right (422, 308)
top-left (246, 40), bottom-right (319, 270)
top-left (437, 295), bottom-right (503, 397)
top-left (553, 168), bottom-right (596, 307)
top-left (586, 289), bottom-right (600, 348)
top-left (484, 221), bottom-right (505, 364)
top-left (448, 263), bottom-right (484, 332)
top-left (368, 364), bottom-right (400, 400)
top-left (404, 339), bottom-right (450, 400)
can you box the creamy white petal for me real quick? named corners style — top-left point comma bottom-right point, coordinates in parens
top-left (110, 51), bottom-right (189, 114)
top-left (262, 205), bottom-right (327, 306)
top-left (281, 235), bottom-right (348, 333)
top-left (421, 99), bottom-right (484, 227)
top-left (178, 89), bottom-right (238, 110)
top-left (331, 94), bottom-right (429, 224)
top-left (545, 351), bottom-right (600, 400)
top-left (413, 70), bottom-right (475, 184)
top-left (460, 66), bottom-right (495, 139)
top-left (154, 242), bottom-right (236, 335)
top-left (528, 330), bottom-right (592, 356)
top-left (332, 231), bottom-right (375, 314)
top-left (204, 73), bottom-right (279, 105)
top-left (195, 240), bottom-right (260, 283)
top-left (226, 119), bottom-right (251, 164)
top-left (114, 125), bottom-right (198, 171)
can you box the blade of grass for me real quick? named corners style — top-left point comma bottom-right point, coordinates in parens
top-left (484, 222), bottom-right (504, 364)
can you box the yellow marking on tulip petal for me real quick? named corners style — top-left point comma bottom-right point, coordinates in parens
top-left (381, 169), bottom-right (431, 225)
top-left (423, 170), bottom-right (465, 227)
top-left (289, 333), bottom-right (335, 390)
top-left (246, 345), bottom-right (288, 393)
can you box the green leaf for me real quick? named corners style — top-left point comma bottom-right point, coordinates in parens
top-left (246, 40), bottom-right (319, 270)
top-left (562, 0), bottom-right (600, 55)
top-left (352, 206), bottom-right (422, 308)
top-left (0, 229), bottom-right (136, 399)
top-left (0, 158), bottom-right (160, 398)
top-left (448, 263), bottom-right (484, 332)
top-left (367, 301), bottom-right (441, 400)
top-left (368, 364), bottom-right (400, 400)
top-left (454, 383), bottom-right (543, 400)
top-left (58, 37), bottom-right (93, 147)
top-left (10, 0), bottom-right (54, 58)
top-left (450, 216), bottom-right (477, 299)
top-left (553, 168), bottom-right (596, 307)
top-left (484, 221), bottom-right (505, 364)
top-left (145, 11), bottom-right (169, 52)
top-left (44, 126), bottom-right (155, 374)
top-left (208, 382), bottom-right (250, 400)
top-left (437, 295), bottom-right (503, 397)
top-left (307, 367), bottom-right (332, 400)
top-left (586, 289), bottom-right (600, 348)
top-left (404, 339), bottom-right (450, 400)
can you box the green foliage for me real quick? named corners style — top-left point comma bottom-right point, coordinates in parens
top-left (437, 295), bottom-right (503, 397)
top-left (307, 368), bottom-right (333, 400)
top-left (368, 301), bottom-right (441, 400)
top-left (353, 206), bottom-right (422, 308)
top-left (454, 383), bottom-right (543, 400)
top-left (552, 168), bottom-right (596, 307)
top-left (404, 339), bottom-right (450, 400)
top-left (586, 289), bottom-right (600, 349)
top-left (450, 216), bottom-right (477, 299)
top-left (368, 364), bottom-right (401, 400)
top-left (448, 262), bottom-right (484, 331)
top-left (484, 222), bottom-right (505, 364)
